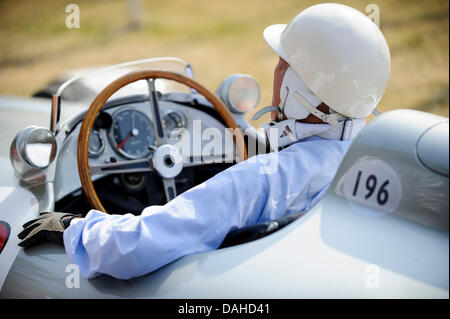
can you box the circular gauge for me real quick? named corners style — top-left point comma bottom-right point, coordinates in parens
top-left (163, 110), bottom-right (186, 137)
top-left (88, 130), bottom-right (105, 158)
top-left (110, 109), bottom-right (155, 159)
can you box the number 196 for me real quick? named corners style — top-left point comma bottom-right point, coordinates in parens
top-left (353, 171), bottom-right (389, 205)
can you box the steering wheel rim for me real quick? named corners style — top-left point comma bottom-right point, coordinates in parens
top-left (77, 69), bottom-right (248, 213)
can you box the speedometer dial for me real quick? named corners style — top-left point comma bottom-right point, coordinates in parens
top-left (110, 110), bottom-right (155, 159)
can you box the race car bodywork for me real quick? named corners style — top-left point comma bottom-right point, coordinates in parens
top-left (0, 58), bottom-right (448, 298)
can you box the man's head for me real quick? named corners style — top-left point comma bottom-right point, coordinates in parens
top-left (263, 3), bottom-right (391, 125)
top-left (271, 57), bottom-right (330, 123)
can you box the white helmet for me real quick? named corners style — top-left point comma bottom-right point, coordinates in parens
top-left (263, 3), bottom-right (391, 119)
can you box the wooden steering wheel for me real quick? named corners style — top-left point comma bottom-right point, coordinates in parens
top-left (77, 70), bottom-right (248, 213)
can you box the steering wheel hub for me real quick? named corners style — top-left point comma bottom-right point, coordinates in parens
top-left (152, 144), bottom-right (183, 179)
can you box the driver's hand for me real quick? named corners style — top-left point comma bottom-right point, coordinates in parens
top-left (18, 212), bottom-right (81, 248)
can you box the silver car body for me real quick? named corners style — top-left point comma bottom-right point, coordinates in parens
top-left (0, 59), bottom-right (448, 298)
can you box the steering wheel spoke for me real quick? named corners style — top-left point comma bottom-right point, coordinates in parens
top-left (147, 79), bottom-right (167, 145)
top-left (183, 154), bottom-right (229, 168)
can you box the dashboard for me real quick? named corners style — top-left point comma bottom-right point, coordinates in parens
top-left (88, 107), bottom-right (187, 160)
top-left (54, 94), bottom-right (236, 203)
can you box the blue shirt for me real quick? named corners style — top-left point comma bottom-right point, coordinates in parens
top-left (64, 136), bottom-right (351, 279)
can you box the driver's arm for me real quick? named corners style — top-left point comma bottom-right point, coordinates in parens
top-left (63, 137), bottom-right (350, 279)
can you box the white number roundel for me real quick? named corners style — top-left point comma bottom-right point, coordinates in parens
top-left (336, 156), bottom-right (403, 214)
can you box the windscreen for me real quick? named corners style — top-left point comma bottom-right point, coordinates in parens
top-left (55, 57), bottom-right (192, 127)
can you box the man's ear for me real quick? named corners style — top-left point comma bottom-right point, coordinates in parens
top-left (271, 57), bottom-right (290, 116)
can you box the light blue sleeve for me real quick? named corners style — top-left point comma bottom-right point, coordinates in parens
top-left (63, 138), bottom-right (351, 279)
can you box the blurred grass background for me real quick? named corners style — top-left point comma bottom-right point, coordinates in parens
top-left (0, 0), bottom-right (448, 127)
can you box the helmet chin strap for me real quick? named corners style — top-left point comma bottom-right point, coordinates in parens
top-left (291, 91), bottom-right (347, 126)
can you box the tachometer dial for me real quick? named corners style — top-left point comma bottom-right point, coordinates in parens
top-left (110, 110), bottom-right (155, 159)
top-left (163, 110), bottom-right (186, 137)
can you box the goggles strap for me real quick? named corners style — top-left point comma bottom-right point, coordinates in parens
top-left (251, 86), bottom-right (291, 121)
top-left (252, 106), bottom-right (280, 121)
